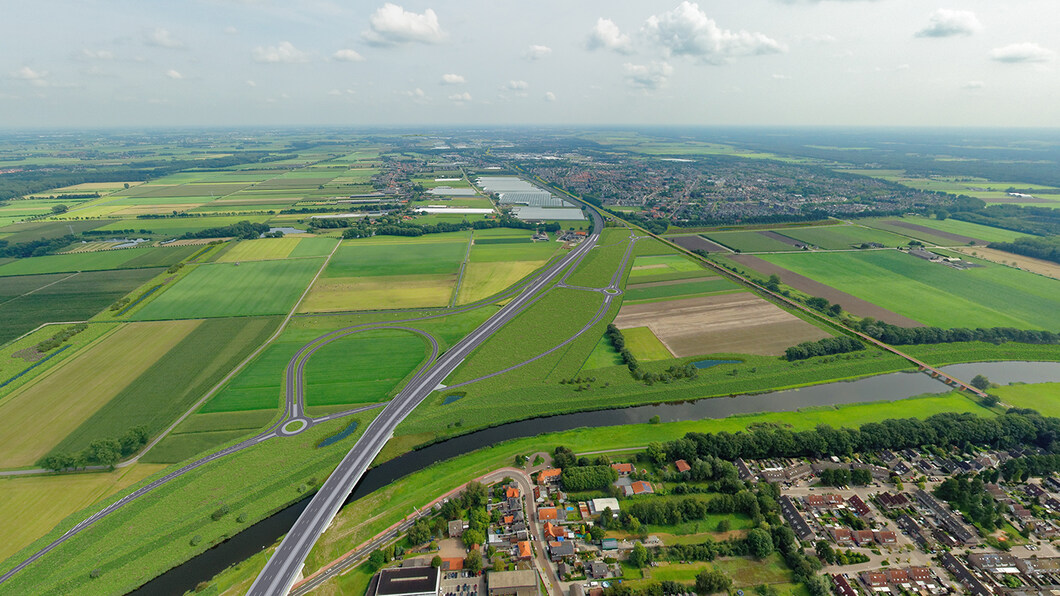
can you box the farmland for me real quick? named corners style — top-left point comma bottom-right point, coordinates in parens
top-left (627, 254), bottom-right (712, 284)
top-left (761, 249), bottom-right (1060, 328)
top-left (622, 326), bottom-right (673, 360)
top-left (214, 237), bottom-right (303, 262)
top-left (624, 277), bottom-right (740, 302)
top-left (0, 245), bottom-right (195, 276)
top-left (0, 322), bottom-right (117, 400)
top-left (777, 224), bottom-right (911, 250)
top-left (702, 230), bottom-right (800, 253)
top-left (131, 258), bottom-right (324, 320)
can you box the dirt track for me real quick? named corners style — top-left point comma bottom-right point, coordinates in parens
top-left (614, 293), bottom-right (830, 357)
top-left (727, 254), bottom-right (925, 327)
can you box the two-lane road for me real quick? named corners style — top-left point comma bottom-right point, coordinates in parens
top-left (248, 205), bottom-right (604, 595)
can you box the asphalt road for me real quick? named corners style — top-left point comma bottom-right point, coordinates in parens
top-left (247, 206), bottom-right (604, 596)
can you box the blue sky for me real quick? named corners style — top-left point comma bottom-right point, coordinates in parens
top-left (1, 0), bottom-right (1056, 127)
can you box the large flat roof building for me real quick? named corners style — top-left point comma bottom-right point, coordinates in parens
top-left (488, 570), bottom-right (540, 596)
top-left (374, 566), bottom-right (440, 596)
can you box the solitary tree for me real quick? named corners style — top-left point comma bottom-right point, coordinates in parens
top-left (464, 549), bottom-right (482, 574)
top-left (628, 542), bottom-right (648, 568)
top-left (971, 374), bottom-right (991, 391)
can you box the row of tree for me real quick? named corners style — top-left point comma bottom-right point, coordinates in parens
top-left (37, 426), bottom-right (149, 471)
top-left (180, 220), bottom-right (270, 240)
top-left (854, 318), bottom-right (1060, 347)
top-left (784, 336), bottom-right (865, 361)
top-left (988, 236), bottom-right (1060, 266)
top-left (0, 234), bottom-right (77, 258)
top-left (335, 214), bottom-right (564, 239)
top-left (817, 467), bottom-right (872, 487)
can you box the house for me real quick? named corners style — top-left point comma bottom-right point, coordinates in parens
top-left (941, 552), bottom-right (992, 595)
top-left (374, 566), bottom-right (440, 596)
top-left (832, 574), bottom-right (857, 596)
top-left (852, 530), bottom-right (875, 546)
top-left (623, 481), bottom-right (653, 497)
top-left (601, 538), bottom-right (618, 551)
top-left (538, 469), bottom-right (562, 485)
top-left (442, 558), bottom-right (464, 571)
top-left (967, 552), bottom-right (1020, 574)
top-left (804, 494), bottom-right (841, 509)
top-left (876, 492), bottom-right (910, 511)
top-left (735, 459), bottom-right (755, 482)
top-left (848, 495), bottom-right (871, 517)
top-left (543, 522), bottom-right (565, 540)
top-left (908, 567), bottom-right (933, 582)
top-left (488, 570), bottom-right (540, 596)
top-left (587, 562), bottom-right (610, 579)
top-left (860, 571), bottom-right (888, 589)
top-left (885, 569), bottom-right (908, 584)
top-left (548, 540), bottom-right (575, 561)
top-left (589, 498), bottom-right (620, 516)
top-left (1016, 557), bottom-right (1060, 576)
top-left (516, 541), bottom-right (532, 560)
top-left (538, 507), bottom-right (558, 522)
top-left (830, 528), bottom-right (854, 546)
top-left (449, 519), bottom-right (467, 538)
top-left (611, 463), bottom-right (633, 476)
top-left (874, 530), bottom-right (897, 545)
top-left (779, 495), bottom-right (815, 541)
top-left (506, 487), bottom-right (520, 499)
top-left (675, 460), bottom-right (691, 473)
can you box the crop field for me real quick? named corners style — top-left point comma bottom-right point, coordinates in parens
top-left (0, 268), bottom-right (162, 344)
top-left (762, 250), bottom-right (1060, 329)
top-left (456, 261), bottom-right (543, 305)
top-left (0, 321), bottom-right (199, 468)
top-left (0, 323), bottom-right (117, 400)
top-left (214, 237), bottom-right (301, 262)
top-left (564, 230), bottom-right (632, 288)
top-left (50, 317), bottom-right (278, 456)
top-left (627, 254), bottom-right (710, 284)
top-left (582, 335), bottom-right (625, 370)
top-left (993, 383), bottom-right (1060, 417)
top-left (0, 244), bottom-right (194, 276)
top-left (951, 246), bottom-right (1060, 280)
top-left (622, 326), bottom-right (673, 360)
top-left (287, 237), bottom-right (338, 258)
top-left (702, 230), bottom-right (800, 253)
top-left (888, 216), bottom-right (1027, 244)
top-left (131, 258), bottom-right (323, 320)
top-left (324, 236), bottom-right (467, 278)
top-left (0, 463), bottom-right (167, 562)
top-left (901, 342), bottom-right (1060, 367)
top-left (624, 277), bottom-right (739, 302)
top-left (467, 239), bottom-right (558, 263)
top-left (777, 224), bottom-right (911, 250)
top-left (301, 274), bottom-right (456, 312)
top-left (92, 215), bottom-right (272, 237)
top-left (859, 219), bottom-right (976, 246)
top-left (0, 220), bottom-right (114, 244)
top-left (304, 328), bottom-right (430, 411)
top-left (614, 293), bottom-right (832, 357)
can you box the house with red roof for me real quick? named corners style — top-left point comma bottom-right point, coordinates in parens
top-left (675, 460), bottom-right (691, 473)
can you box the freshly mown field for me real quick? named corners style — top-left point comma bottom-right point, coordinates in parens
top-left (0, 463), bottom-right (167, 562)
top-left (622, 326), bottom-right (673, 360)
top-left (301, 274), bottom-right (456, 312)
top-left (777, 225), bottom-right (911, 250)
top-left (131, 258), bottom-right (323, 320)
top-left (50, 316), bottom-right (279, 457)
top-left (0, 413), bottom-right (377, 596)
top-left (0, 321), bottom-right (199, 468)
top-left (0, 245), bottom-right (194, 276)
top-left (624, 277), bottom-right (739, 302)
top-left (0, 268), bottom-right (160, 344)
top-left (762, 250), bottom-right (1060, 329)
top-left (215, 238), bottom-right (302, 263)
top-left (304, 328), bottom-right (430, 411)
top-left (456, 261), bottom-right (543, 305)
top-left (702, 230), bottom-right (798, 253)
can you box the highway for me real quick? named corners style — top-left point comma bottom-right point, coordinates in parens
top-left (247, 204), bottom-right (605, 595)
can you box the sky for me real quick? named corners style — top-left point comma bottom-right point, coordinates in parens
top-left (1, 0), bottom-right (1057, 128)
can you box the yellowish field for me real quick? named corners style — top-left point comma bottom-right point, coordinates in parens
top-left (63, 241), bottom-right (124, 253)
top-left (301, 274), bottom-right (456, 312)
top-left (216, 237), bottom-right (302, 263)
top-left (614, 293), bottom-right (831, 357)
top-left (63, 205), bottom-right (127, 218)
top-left (622, 326), bottom-right (673, 360)
top-left (952, 246), bottom-right (1060, 281)
top-left (0, 320), bottom-right (200, 468)
top-left (0, 463), bottom-right (167, 561)
top-left (456, 261), bottom-right (544, 305)
top-left (111, 203), bottom-right (206, 216)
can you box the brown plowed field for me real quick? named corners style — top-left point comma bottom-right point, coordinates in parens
top-left (727, 254), bottom-right (924, 327)
top-left (613, 293), bottom-right (831, 357)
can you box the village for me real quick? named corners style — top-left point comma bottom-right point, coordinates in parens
top-left (362, 443), bottom-right (1060, 596)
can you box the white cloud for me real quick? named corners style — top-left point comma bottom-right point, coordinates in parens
top-left (146, 27), bottom-right (185, 49)
top-left (544, 91), bottom-right (557, 102)
top-left (328, 88), bottom-right (356, 96)
top-left (13, 66), bottom-right (48, 87)
top-left (405, 87), bottom-right (426, 98)
top-left (165, 69), bottom-right (184, 80)
top-left (772, 73), bottom-right (792, 80)
top-left (246, 80), bottom-right (257, 87)
top-left (333, 49), bottom-right (366, 62)
top-left (224, 26), bottom-right (239, 35)
top-left (253, 41), bottom-right (309, 63)
top-left (80, 49), bottom-right (114, 60)
top-left (364, 3), bottom-right (445, 46)
top-left (587, 18), bottom-right (632, 54)
top-left (962, 80), bottom-right (985, 89)
top-left (448, 92), bottom-right (471, 102)
top-left (506, 80), bottom-right (529, 91)
top-left (990, 42), bottom-right (1054, 63)
top-left (644, 2), bottom-right (785, 64)
top-left (623, 61), bottom-right (673, 90)
top-left (524, 44), bottom-right (552, 60)
top-left (441, 73), bottom-right (466, 85)
top-left (915, 9), bottom-right (982, 38)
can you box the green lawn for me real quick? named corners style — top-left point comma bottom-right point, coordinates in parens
top-left (625, 278), bottom-right (738, 302)
top-left (582, 335), bottom-right (624, 370)
top-left (325, 238), bottom-right (467, 277)
top-left (0, 246), bottom-right (192, 276)
top-left (131, 258), bottom-right (324, 320)
top-left (288, 237), bottom-right (338, 258)
top-left (994, 383), bottom-right (1060, 417)
top-left (762, 250), bottom-right (1060, 329)
top-left (623, 326), bottom-right (672, 361)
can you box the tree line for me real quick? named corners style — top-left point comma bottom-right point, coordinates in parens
top-left (854, 318), bottom-right (1060, 347)
top-left (0, 234), bottom-right (77, 258)
top-left (38, 426), bottom-right (149, 471)
top-left (561, 465), bottom-right (618, 492)
top-left (989, 236), bottom-right (1060, 266)
top-left (180, 220), bottom-right (270, 240)
top-left (785, 336), bottom-right (865, 361)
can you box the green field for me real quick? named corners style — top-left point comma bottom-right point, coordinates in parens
top-left (762, 250), bottom-right (1060, 329)
top-left (564, 228), bottom-right (631, 288)
top-left (777, 225), bottom-right (911, 250)
top-left (0, 323), bottom-right (117, 400)
top-left (624, 277), bottom-right (738, 302)
top-left (325, 237), bottom-right (467, 278)
top-left (93, 215), bottom-right (273, 237)
top-left (623, 326), bottom-right (672, 360)
top-left (0, 268), bottom-right (160, 344)
top-left (50, 317), bottom-right (279, 457)
top-left (468, 239), bottom-right (558, 263)
top-left (215, 238), bottom-right (302, 262)
top-left (131, 258), bottom-right (323, 320)
top-left (0, 245), bottom-right (194, 276)
top-left (994, 382), bottom-right (1060, 417)
top-left (304, 328), bottom-right (429, 410)
top-left (702, 231), bottom-right (798, 253)
top-left (894, 217), bottom-right (1028, 243)
top-left (582, 334), bottom-right (625, 370)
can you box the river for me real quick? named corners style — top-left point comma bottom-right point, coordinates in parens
top-left (133, 361), bottom-right (1060, 595)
